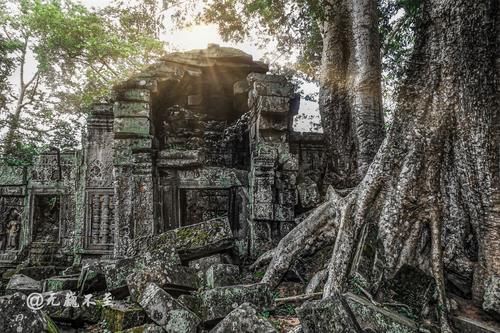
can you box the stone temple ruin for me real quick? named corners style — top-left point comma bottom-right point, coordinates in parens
top-left (1, 45), bottom-right (498, 333)
top-left (0, 44), bottom-right (325, 268)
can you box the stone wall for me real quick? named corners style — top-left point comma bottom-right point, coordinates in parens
top-left (0, 45), bottom-right (327, 266)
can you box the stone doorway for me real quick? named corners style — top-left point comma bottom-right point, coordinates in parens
top-left (31, 194), bottom-right (60, 243)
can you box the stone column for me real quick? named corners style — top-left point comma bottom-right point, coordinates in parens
top-left (113, 86), bottom-right (155, 257)
top-left (247, 74), bottom-right (299, 257)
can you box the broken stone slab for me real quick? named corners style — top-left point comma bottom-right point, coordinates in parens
top-left (188, 254), bottom-right (225, 279)
top-left (206, 264), bottom-right (240, 289)
top-left (200, 283), bottom-right (273, 324)
top-left (6, 274), bottom-right (42, 295)
top-left (344, 292), bottom-right (432, 333)
top-left (138, 283), bottom-right (201, 333)
top-left (0, 292), bottom-right (53, 333)
top-left (296, 294), bottom-right (363, 333)
top-left (482, 276), bottom-right (500, 316)
top-left (297, 293), bottom-right (364, 333)
top-left (127, 263), bottom-right (200, 302)
top-left (44, 275), bottom-right (79, 292)
top-left (102, 300), bottom-right (148, 332)
top-left (133, 217), bottom-right (234, 261)
top-left (210, 302), bottom-right (277, 333)
top-left (104, 258), bottom-right (137, 297)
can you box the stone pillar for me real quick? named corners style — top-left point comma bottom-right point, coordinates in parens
top-left (247, 74), bottom-right (299, 257)
top-left (113, 86), bottom-right (155, 257)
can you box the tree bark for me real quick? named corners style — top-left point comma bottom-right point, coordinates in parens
top-left (259, 0), bottom-right (498, 330)
top-left (319, 0), bottom-right (384, 189)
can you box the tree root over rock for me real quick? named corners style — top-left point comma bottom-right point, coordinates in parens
top-left (253, 1), bottom-right (498, 332)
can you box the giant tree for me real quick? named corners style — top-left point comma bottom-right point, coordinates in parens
top-left (249, 0), bottom-right (499, 331)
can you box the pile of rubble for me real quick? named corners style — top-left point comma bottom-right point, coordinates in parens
top-left (0, 218), bottom-right (278, 332)
top-left (2, 216), bottom-right (500, 332)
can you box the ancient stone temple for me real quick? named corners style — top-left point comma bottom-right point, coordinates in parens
top-left (0, 44), bottom-right (326, 271)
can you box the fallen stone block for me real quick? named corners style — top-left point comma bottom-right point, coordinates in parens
top-left (200, 283), bottom-right (273, 324)
top-left (127, 263), bottom-right (199, 301)
top-left (345, 292), bottom-right (430, 333)
top-left (482, 276), bottom-right (500, 316)
top-left (210, 302), bottom-right (277, 333)
top-left (102, 300), bottom-right (147, 332)
top-left (133, 217), bottom-right (233, 260)
top-left (0, 292), bottom-right (53, 333)
top-left (44, 275), bottom-right (79, 292)
top-left (138, 283), bottom-right (201, 333)
top-left (206, 264), bottom-right (239, 288)
top-left (6, 274), bottom-right (42, 295)
top-left (189, 253), bottom-right (225, 277)
top-left (297, 293), bottom-right (364, 333)
top-left (103, 246), bottom-right (183, 298)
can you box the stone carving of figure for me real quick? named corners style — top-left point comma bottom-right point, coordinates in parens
top-left (6, 209), bottom-right (21, 250)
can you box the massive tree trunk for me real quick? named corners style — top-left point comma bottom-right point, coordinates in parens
top-left (319, 0), bottom-right (384, 189)
top-left (257, 0), bottom-right (498, 331)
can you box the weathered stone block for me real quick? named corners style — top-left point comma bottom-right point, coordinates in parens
top-left (102, 301), bottom-right (147, 332)
top-left (6, 274), bottom-right (42, 295)
top-left (258, 115), bottom-right (288, 131)
top-left (157, 149), bottom-right (204, 168)
top-left (210, 302), bottom-right (277, 333)
top-left (134, 217), bottom-right (234, 260)
top-left (188, 254), bottom-right (224, 275)
top-left (200, 283), bottom-right (273, 324)
top-left (253, 80), bottom-right (294, 97)
top-left (116, 89), bottom-right (151, 102)
top-left (114, 117), bottom-right (150, 136)
top-left (206, 264), bottom-right (240, 289)
top-left (114, 102), bottom-right (150, 118)
top-left (257, 96), bottom-right (290, 114)
top-left (345, 292), bottom-right (426, 333)
top-left (127, 264), bottom-right (199, 302)
top-left (44, 275), bottom-right (79, 292)
top-left (483, 276), bottom-right (500, 316)
top-left (297, 180), bottom-right (320, 209)
top-left (138, 283), bottom-right (201, 333)
top-left (0, 292), bottom-right (52, 333)
top-left (253, 202), bottom-right (274, 220)
top-left (297, 293), bottom-right (363, 333)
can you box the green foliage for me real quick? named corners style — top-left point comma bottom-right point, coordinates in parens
top-left (0, 0), bottom-right (166, 156)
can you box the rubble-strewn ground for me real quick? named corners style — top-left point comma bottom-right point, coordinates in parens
top-left (1, 216), bottom-right (499, 332)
